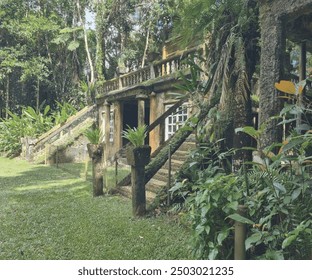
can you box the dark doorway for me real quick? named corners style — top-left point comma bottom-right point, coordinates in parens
top-left (122, 99), bottom-right (150, 145)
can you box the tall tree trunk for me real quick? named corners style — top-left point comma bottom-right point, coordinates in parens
top-left (5, 76), bottom-right (9, 119)
top-left (77, 0), bottom-right (95, 85)
top-left (141, 22), bottom-right (151, 68)
top-left (36, 78), bottom-right (40, 112)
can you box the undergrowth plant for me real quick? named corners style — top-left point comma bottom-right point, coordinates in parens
top-left (0, 102), bottom-right (78, 157)
top-left (169, 94), bottom-right (312, 259)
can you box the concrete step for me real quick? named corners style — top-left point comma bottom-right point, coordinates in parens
top-left (178, 142), bottom-right (196, 152)
top-left (146, 178), bottom-right (166, 193)
top-left (153, 170), bottom-right (176, 182)
top-left (116, 185), bottom-right (156, 203)
top-left (163, 159), bottom-right (184, 170)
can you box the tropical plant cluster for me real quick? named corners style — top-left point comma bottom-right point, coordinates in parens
top-left (170, 101), bottom-right (312, 260)
top-left (0, 102), bottom-right (77, 156)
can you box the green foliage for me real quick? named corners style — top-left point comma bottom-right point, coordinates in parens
top-left (122, 125), bottom-right (147, 147)
top-left (84, 127), bottom-right (101, 145)
top-left (51, 101), bottom-right (77, 125)
top-left (181, 173), bottom-right (243, 259)
top-left (0, 106), bottom-right (53, 156)
top-left (170, 103), bottom-right (312, 260)
top-left (242, 124), bottom-right (312, 259)
top-left (0, 102), bottom-right (78, 156)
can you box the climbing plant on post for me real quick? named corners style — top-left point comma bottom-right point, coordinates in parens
top-left (85, 127), bottom-right (104, 197)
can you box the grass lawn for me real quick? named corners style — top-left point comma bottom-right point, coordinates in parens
top-left (0, 157), bottom-right (192, 260)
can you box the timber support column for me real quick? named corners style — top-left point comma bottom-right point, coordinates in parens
top-left (87, 143), bottom-right (104, 197)
top-left (137, 93), bottom-right (148, 127)
top-left (258, 3), bottom-right (286, 148)
top-left (114, 101), bottom-right (123, 152)
top-left (126, 145), bottom-right (151, 217)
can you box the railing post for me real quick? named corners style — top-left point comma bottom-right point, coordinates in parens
top-left (56, 146), bottom-right (59, 168)
top-left (118, 77), bottom-right (123, 89)
top-left (115, 156), bottom-right (118, 188)
top-left (167, 143), bottom-right (172, 205)
top-left (150, 64), bottom-right (155, 79)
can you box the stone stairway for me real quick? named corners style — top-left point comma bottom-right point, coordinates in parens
top-left (117, 134), bottom-right (196, 204)
top-left (21, 105), bottom-right (97, 164)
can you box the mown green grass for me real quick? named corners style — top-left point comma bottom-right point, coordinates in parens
top-left (0, 157), bottom-right (192, 260)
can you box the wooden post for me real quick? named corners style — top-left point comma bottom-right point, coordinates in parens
top-left (87, 143), bottom-right (104, 197)
top-left (167, 143), bottom-right (172, 205)
top-left (234, 205), bottom-right (247, 260)
top-left (149, 92), bottom-right (157, 152)
top-left (126, 145), bottom-right (151, 217)
top-left (115, 157), bottom-right (118, 188)
top-left (131, 164), bottom-right (146, 216)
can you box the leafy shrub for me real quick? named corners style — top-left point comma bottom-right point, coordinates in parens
top-left (0, 106), bottom-right (53, 156)
top-left (170, 103), bottom-right (312, 260)
top-left (0, 102), bottom-right (78, 157)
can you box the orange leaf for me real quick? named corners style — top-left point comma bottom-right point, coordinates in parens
top-left (275, 80), bottom-right (296, 94)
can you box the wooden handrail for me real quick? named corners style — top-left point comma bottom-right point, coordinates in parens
top-left (147, 96), bottom-right (188, 133)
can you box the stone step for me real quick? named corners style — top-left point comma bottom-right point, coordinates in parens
top-left (116, 185), bottom-right (156, 203)
top-left (163, 159), bottom-right (184, 170)
top-left (178, 142), bottom-right (196, 152)
top-left (146, 178), bottom-right (167, 193)
top-left (172, 150), bottom-right (189, 158)
top-left (153, 170), bottom-right (175, 182)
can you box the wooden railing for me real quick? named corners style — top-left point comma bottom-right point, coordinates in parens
top-left (103, 46), bottom-right (203, 94)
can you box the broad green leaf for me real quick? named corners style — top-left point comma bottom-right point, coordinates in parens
top-left (208, 248), bottom-right (218, 260)
top-left (245, 232), bottom-right (262, 250)
top-left (273, 182), bottom-right (286, 193)
top-left (235, 126), bottom-right (258, 139)
top-left (67, 40), bottom-right (80, 51)
top-left (44, 105), bottom-right (50, 116)
top-left (227, 213), bottom-right (254, 225)
top-left (282, 234), bottom-right (297, 249)
top-left (217, 230), bottom-right (229, 245)
top-left (291, 188), bottom-right (301, 201)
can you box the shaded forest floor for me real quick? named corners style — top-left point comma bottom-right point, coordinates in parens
top-left (0, 157), bottom-right (192, 260)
